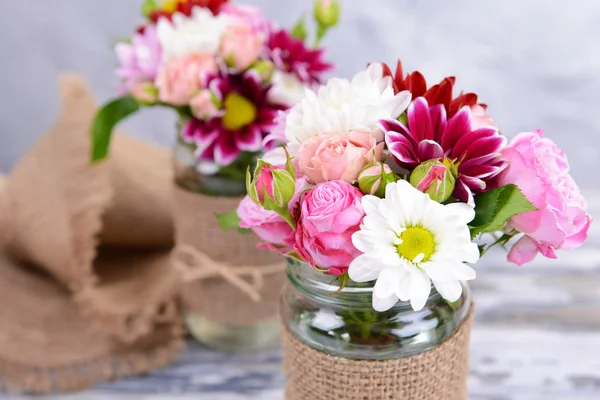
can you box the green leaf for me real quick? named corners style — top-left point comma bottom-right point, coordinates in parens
top-left (291, 16), bottom-right (308, 41)
top-left (215, 209), bottom-right (242, 231)
top-left (91, 96), bottom-right (140, 162)
top-left (331, 273), bottom-right (350, 296)
top-left (469, 184), bottom-right (536, 238)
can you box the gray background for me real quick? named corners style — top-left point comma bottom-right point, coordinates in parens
top-left (1, 0), bottom-right (599, 188)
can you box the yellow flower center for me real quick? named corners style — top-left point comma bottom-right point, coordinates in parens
top-left (222, 93), bottom-right (257, 131)
top-left (396, 226), bottom-right (436, 263)
top-left (162, 0), bottom-right (186, 13)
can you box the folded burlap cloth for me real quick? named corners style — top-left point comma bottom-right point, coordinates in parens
top-left (0, 74), bottom-right (181, 345)
top-left (283, 305), bottom-right (475, 400)
top-left (172, 188), bottom-right (286, 327)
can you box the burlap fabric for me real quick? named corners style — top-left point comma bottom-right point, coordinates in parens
top-left (283, 305), bottom-right (475, 400)
top-left (1, 74), bottom-right (180, 343)
top-left (172, 187), bottom-right (286, 326)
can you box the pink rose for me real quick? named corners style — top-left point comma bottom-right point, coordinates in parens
top-left (239, 176), bottom-right (310, 249)
top-left (155, 53), bottom-right (218, 105)
top-left (470, 104), bottom-right (498, 131)
top-left (298, 131), bottom-right (385, 184)
top-left (497, 130), bottom-right (591, 265)
top-left (294, 180), bottom-right (365, 275)
top-left (220, 23), bottom-right (265, 70)
top-left (238, 196), bottom-right (292, 247)
top-left (190, 90), bottom-right (219, 119)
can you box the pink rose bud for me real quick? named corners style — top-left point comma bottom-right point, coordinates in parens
top-left (130, 81), bottom-right (159, 105)
top-left (357, 162), bottom-right (396, 197)
top-left (246, 148), bottom-right (297, 227)
top-left (190, 90), bottom-right (220, 120)
top-left (409, 160), bottom-right (456, 203)
top-left (314, 0), bottom-right (341, 28)
top-left (221, 23), bottom-right (265, 70)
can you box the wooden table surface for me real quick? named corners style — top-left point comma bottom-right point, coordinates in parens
top-left (5, 190), bottom-right (599, 400)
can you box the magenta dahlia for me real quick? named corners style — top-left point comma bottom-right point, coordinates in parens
top-left (382, 97), bottom-right (507, 204)
top-left (182, 71), bottom-right (286, 166)
top-left (267, 29), bottom-right (333, 83)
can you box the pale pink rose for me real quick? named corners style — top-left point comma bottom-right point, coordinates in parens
top-left (190, 90), bottom-right (219, 119)
top-left (497, 129), bottom-right (591, 266)
top-left (298, 131), bottom-right (385, 184)
top-left (155, 53), bottom-right (218, 105)
top-left (220, 23), bottom-right (265, 70)
top-left (470, 104), bottom-right (498, 131)
top-left (294, 180), bottom-right (365, 275)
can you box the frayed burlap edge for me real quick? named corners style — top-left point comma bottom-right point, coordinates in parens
top-left (0, 322), bottom-right (185, 394)
top-left (3, 74), bottom-right (178, 342)
top-left (283, 303), bottom-right (475, 400)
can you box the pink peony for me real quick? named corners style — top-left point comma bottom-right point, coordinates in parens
top-left (470, 104), bottom-right (498, 131)
top-left (294, 180), bottom-right (365, 275)
top-left (115, 25), bottom-right (162, 91)
top-left (298, 131), bottom-right (384, 184)
top-left (155, 53), bottom-right (218, 105)
top-left (221, 23), bottom-right (265, 70)
top-left (497, 130), bottom-right (591, 265)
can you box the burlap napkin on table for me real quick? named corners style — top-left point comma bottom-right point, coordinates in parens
top-left (0, 75), bottom-right (184, 392)
top-left (2, 74), bottom-right (180, 342)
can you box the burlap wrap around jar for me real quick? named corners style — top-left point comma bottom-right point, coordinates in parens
top-left (171, 187), bottom-right (286, 350)
top-left (282, 307), bottom-right (474, 400)
top-left (0, 75), bottom-right (184, 392)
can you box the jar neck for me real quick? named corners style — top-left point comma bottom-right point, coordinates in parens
top-left (286, 259), bottom-right (443, 311)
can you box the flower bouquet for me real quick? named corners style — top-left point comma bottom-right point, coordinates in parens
top-left (239, 61), bottom-right (592, 398)
top-left (90, 0), bottom-right (339, 352)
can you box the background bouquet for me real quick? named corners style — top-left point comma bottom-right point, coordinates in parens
top-left (91, 0), bottom-right (338, 177)
top-left (241, 61), bottom-right (592, 313)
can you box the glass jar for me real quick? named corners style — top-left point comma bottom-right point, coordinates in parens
top-left (281, 259), bottom-right (472, 360)
top-left (173, 125), bottom-right (280, 352)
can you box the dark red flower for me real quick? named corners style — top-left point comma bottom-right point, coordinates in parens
top-left (267, 29), bottom-right (333, 84)
top-left (149, 0), bottom-right (228, 23)
top-left (382, 60), bottom-right (486, 118)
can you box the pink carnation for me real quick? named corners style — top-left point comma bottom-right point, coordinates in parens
top-left (497, 130), bottom-right (591, 265)
top-left (294, 180), bottom-right (365, 275)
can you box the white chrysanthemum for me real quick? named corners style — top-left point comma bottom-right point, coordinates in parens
top-left (157, 7), bottom-right (231, 61)
top-left (349, 180), bottom-right (479, 312)
top-left (267, 71), bottom-right (308, 107)
top-left (284, 63), bottom-right (411, 145)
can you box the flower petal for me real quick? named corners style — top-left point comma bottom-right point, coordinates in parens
top-left (373, 293), bottom-right (399, 312)
top-left (433, 280), bottom-right (463, 302)
top-left (348, 254), bottom-right (383, 282)
top-left (507, 235), bottom-right (539, 266)
top-left (409, 269), bottom-right (431, 311)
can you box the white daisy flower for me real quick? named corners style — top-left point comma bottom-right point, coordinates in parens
top-left (157, 7), bottom-right (231, 61)
top-left (349, 180), bottom-right (479, 312)
top-left (284, 63), bottom-right (412, 145)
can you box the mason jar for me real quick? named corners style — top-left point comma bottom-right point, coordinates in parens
top-left (173, 123), bottom-right (282, 352)
top-left (281, 259), bottom-right (472, 360)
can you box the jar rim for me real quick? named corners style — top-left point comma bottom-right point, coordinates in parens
top-left (286, 259), bottom-right (446, 310)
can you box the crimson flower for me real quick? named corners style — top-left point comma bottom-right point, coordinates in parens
top-left (182, 71), bottom-right (286, 166)
top-left (382, 97), bottom-right (507, 205)
top-left (267, 29), bottom-right (333, 84)
top-left (382, 60), bottom-right (485, 118)
top-left (149, 0), bottom-right (228, 23)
